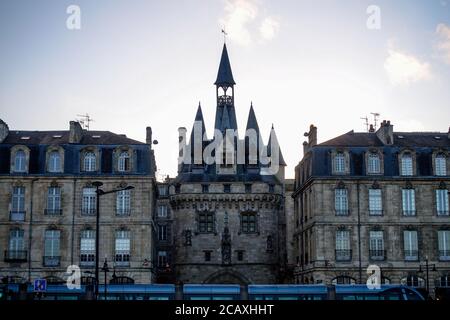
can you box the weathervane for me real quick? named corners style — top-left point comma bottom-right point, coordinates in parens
top-left (221, 27), bottom-right (228, 43)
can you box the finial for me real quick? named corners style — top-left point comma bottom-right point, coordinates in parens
top-left (271, 123), bottom-right (274, 129)
top-left (221, 28), bottom-right (228, 44)
top-left (198, 101), bottom-right (201, 107)
top-left (250, 101), bottom-right (253, 107)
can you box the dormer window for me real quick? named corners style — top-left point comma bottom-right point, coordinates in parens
top-left (83, 152), bottom-right (96, 172)
top-left (118, 151), bottom-right (130, 172)
top-left (367, 153), bottom-right (381, 174)
top-left (435, 154), bottom-right (447, 176)
top-left (48, 151), bottom-right (62, 173)
top-left (14, 150), bottom-right (26, 173)
top-left (334, 152), bottom-right (346, 174)
top-left (400, 153), bottom-right (413, 176)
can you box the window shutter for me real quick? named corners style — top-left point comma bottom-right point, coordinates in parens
top-left (101, 148), bottom-right (112, 173)
top-left (417, 152), bottom-right (431, 176)
top-left (352, 153), bottom-right (363, 175)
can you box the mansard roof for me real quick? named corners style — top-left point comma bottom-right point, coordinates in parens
top-left (2, 130), bottom-right (145, 145)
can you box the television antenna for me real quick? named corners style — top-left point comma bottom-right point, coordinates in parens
top-left (76, 113), bottom-right (94, 130)
top-left (370, 112), bottom-right (380, 130)
top-left (360, 116), bottom-right (369, 132)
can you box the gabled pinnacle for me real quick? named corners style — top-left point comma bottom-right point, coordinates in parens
top-left (246, 104), bottom-right (260, 133)
top-left (267, 125), bottom-right (286, 166)
top-left (190, 103), bottom-right (207, 142)
top-left (214, 44), bottom-right (236, 86)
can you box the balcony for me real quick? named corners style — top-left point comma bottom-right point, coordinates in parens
top-left (402, 210), bottom-right (416, 216)
top-left (116, 209), bottom-right (131, 216)
top-left (404, 250), bottom-right (419, 261)
top-left (9, 211), bottom-right (25, 221)
top-left (335, 209), bottom-right (349, 216)
top-left (115, 253), bottom-right (130, 267)
top-left (43, 256), bottom-right (61, 267)
top-left (369, 249), bottom-right (386, 261)
top-left (439, 250), bottom-right (450, 261)
top-left (369, 210), bottom-right (383, 216)
top-left (4, 250), bottom-right (27, 262)
top-left (437, 210), bottom-right (450, 216)
top-left (44, 208), bottom-right (63, 216)
top-left (81, 208), bottom-right (96, 216)
top-left (335, 249), bottom-right (352, 262)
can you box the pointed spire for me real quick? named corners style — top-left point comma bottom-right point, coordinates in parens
top-left (246, 103), bottom-right (260, 132)
top-left (190, 103), bottom-right (207, 143)
top-left (214, 44), bottom-right (236, 86)
top-left (267, 126), bottom-right (286, 166)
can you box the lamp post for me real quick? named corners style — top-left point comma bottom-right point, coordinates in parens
top-left (92, 181), bottom-right (134, 300)
top-left (418, 256), bottom-right (437, 295)
top-left (101, 257), bottom-right (109, 300)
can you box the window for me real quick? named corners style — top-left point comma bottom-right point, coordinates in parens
top-left (11, 186), bottom-right (25, 221)
top-left (202, 184), bottom-right (209, 193)
top-left (400, 153), bottom-right (413, 176)
top-left (198, 212), bottom-right (214, 233)
top-left (48, 151), bottom-right (62, 173)
top-left (367, 153), bottom-right (381, 174)
top-left (403, 275), bottom-right (424, 288)
top-left (369, 231), bottom-right (384, 260)
top-left (158, 186), bottom-right (167, 196)
top-left (204, 251), bottom-right (211, 262)
top-left (334, 152), bottom-right (346, 173)
top-left (438, 275), bottom-right (450, 287)
top-left (14, 150), bottom-right (26, 173)
top-left (115, 230), bottom-right (130, 266)
top-left (436, 189), bottom-right (449, 216)
top-left (44, 230), bottom-right (61, 266)
top-left (404, 230), bottom-right (418, 261)
top-left (335, 189), bottom-right (348, 215)
top-left (7, 229), bottom-right (25, 261)
top-left (241, 213), bottom-right (257, 233)
top-left (245, 184), bottom-right (252, 193)
top-left (402, 189), bottom-right (416, 216)
top-left (80, 230), bottom-right (95, 266)
top-left (335, 230), bottom-right (351, 261)
top-left (82, 187), bottom-right (96, 215)
top-left (224, 184), bottom-right (231, 193)
top-left (438, 230), bottom-right (450, 261)
top-left (158, 251), bottom-right (168, 267)
top-left (116, 189), bottom-right (131, 215)
top-left (158, 225), bottom-right (168, 241)
top-left (158, 205), bottom-right (168, 218)
top-left (83, 152), bottom-right (96, 172)
top-left (369, 189), bottom-right (382, 215)
top-left (118, 151), bottom-right (130, 172)
top-left (46, 187), bottom-right (61, 215)
top-left (435, 154), bottom-right (447, 176)
top-left (237, 251), bottom-right (244, 261)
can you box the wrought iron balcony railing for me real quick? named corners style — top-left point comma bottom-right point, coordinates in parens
top-left (44, 208), bottom-right (63, 215)
top-left (335, 249), bottom-right (352, 262)
top-left (43, 256), bottom-right (61, 267)
top-left (404, 250), bottom-right (419, 261)
top-left (369, 249), bottom-right (386, 261)
top-left (4, 250), bottom-right (27, 262)
top-left (9, 211), bottom-right (25, 221)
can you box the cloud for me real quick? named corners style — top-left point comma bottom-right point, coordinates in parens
top-left (219, 0), bottom-right (280, 46)
top-left (259, 16), bottom-right (279, 41)
top-left (436, 23), bottom-right (450, 65)
top-left (384, 48), bottom-right (432, 86)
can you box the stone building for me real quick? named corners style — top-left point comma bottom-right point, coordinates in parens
top-left (292, 121), bottom-right (450, 293)
top-left (169, 44), bottom-right (289, 284)
top-left (0, 119), bottom-right (157, 285)
top-left (154, 176), bottom-right (175, 283)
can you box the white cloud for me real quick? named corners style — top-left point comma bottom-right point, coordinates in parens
top-left (384, 48), bottom-right (432, 86)
top-left (219, 0), bottom-right (280, 46)
top-left (259, 16), bottom-right (279, 41)
top-left (436, 23), bottom-right (450, 65)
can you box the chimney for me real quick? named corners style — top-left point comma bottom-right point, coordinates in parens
top-left (0, 119), bottom-right (9, 143)
top-left (308, 124), bottom-right (317, 147)
top-left (302, 141), bottom-right (308, 155)
top-left (69, 121), bottom-right (83, 143)
top-left (369, 124), bottom-right (375, 133)
top-left (146, 126), bottom-right (153, 145)
top-left (375, 120), bottom-right (394, 145)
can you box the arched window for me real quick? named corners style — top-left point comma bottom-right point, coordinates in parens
top-left (435, 154), bottom-right (447, 176)
top-left (83, 152), bottom-right (96, 172)
top-left (7, 228), bottom-right (25, 261)
top-left (400, 153), bottom-right (413, 176)
top-left (367, 153), bottom-right (381, 174)
top-left (438, 275), bottom-right (450, 287)
top-left (14, 150), bottom-right (26, 173)
top-left (48, 151), bottom-right (61, 173)
top-left (118, 151), bottom-right (130, 172)
top-left (334, 152), bottom-right (346, 173)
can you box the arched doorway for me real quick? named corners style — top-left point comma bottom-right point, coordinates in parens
top-left (204, 270), bottom-right (250, 285)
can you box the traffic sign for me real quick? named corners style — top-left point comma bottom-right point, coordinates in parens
top-left (34, 279), bottom-right (47, 292)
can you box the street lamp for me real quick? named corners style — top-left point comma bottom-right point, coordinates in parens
top-left (92, 181), bottom-right (134, 300)
top-left (418, 256), bottom-right (437, 295)
top-left (101, 257), bottom-right (109, 300)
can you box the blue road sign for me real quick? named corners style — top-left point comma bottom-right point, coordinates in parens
top-left (34, 279), bottom-right (47, 292)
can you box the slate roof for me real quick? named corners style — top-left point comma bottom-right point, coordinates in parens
top-left (214, 44), bottom-right (236, 86)
top-left (2, 130), bottom-right (145, 145)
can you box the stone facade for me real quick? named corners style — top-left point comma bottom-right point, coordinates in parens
top-left (0, 120), bottom-right (157, 285)
top-left (291, 122), bottom-right (450, 295)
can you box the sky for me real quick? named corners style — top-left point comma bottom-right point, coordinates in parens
top-left (0, 0), bottom-right (449, 180)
